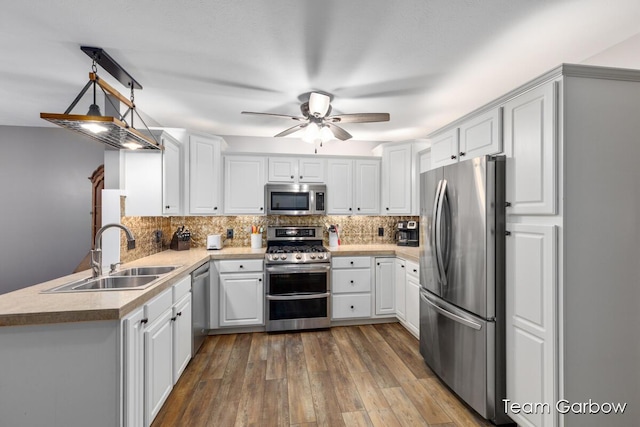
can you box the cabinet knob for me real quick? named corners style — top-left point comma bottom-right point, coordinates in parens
top-left (141, 318), bottom-right (148, 325)
top-left (165, 205), bottom-right (170, 209)
top-left (459, 151), bottom-right (466, 156)
top-left (350, 261), bottom-right (354, 265)
top-left (177, 311), bottom-right (182, 317)
top-left (171, 316), bottom-right (177, 322)
top-left (401, 265), bottom-right (405, 268)
top-left (300, 176), bottom-right (303, 179)
top-left (350, 280), bottom-right (354, 284)
top-left (451, 155), bottom-right (457, 160)
top-left (349, 208), bottom-right (352, 211)
top-left (357, 207), bottom-right (360, 211)
top-left (350, 305), bottom-right (355, 310)
top-left (290, 175), bottom-right (294, 179)
top-left (214, 206), bottom-right (218, 210)
top-left (386, 207), bottom-right (389, 211)
top-left (259, 278), bottom-right (262, 282)
top-left (413, 269), bottom-right (417, 273)
top-left (505, 202), bottom-right (512, 207)
top-left (260, 207), bottom-right (264, 211)
top-left (239, 265), bottom-right (244, 269)
top-left (377, 263), bottom-right (380, 266)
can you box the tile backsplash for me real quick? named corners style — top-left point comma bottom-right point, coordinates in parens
top-left (119, 215), bottom-right (418, 263)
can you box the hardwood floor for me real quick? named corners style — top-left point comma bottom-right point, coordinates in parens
top-left (152, 323), bottom-right (493, 427)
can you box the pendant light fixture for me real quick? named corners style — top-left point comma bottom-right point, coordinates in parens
top-left (40, 46), bottom-right (160, 150)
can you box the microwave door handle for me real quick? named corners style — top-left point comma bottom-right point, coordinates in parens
top-left (431, 180), bottom-right (444, 285)
top-left (435, 179), bottom-right (448, 287)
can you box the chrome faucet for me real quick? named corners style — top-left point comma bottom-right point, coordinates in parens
top-left (91, 223), bottom-right (136, 278)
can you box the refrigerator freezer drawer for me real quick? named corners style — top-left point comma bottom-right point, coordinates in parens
top-left (419, 289), bottom-right (496, 421)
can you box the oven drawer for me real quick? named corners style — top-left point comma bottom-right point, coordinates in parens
top-left (332, 294), bottom-right (372, 319)
top-left (332, 269), bottom-right (371, 293)
top-left (332, 256), bottom-right (370, 269)
top-left (217, 259), bottom-right (263, 273)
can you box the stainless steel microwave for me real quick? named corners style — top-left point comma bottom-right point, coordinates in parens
top-left (265, 183), bottom-right (326, 215)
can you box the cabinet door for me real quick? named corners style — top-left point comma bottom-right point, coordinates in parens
top-left (298, 158), bottom-right (325, 182)
top-left (326, 159), bottom-right (353, 214)
top-left (189, 135), bottom-right (222, 214)
top-left (506, 223), bottom-right (557, 427)
top-left (162, 135), bottom-right (181, 215)
top-left (219, 273), bottom-right (264, 326)
top-left (504, 82), bottom-right (557, 215)
top-left (123, 151), bottom-right (162, 216)
top-left (375, 258), bottom-right (395, 315)
top-left (381, 144), bottom-right (412, 214)
top-left (394, 258), bottom-right (406, 320)
top-left (405, 275), bottom-right (420, 338)
top-left (459, 107), bottom-right (502, 161)
top-left (430, 128), bottom-right (459, 168)
top-left (123, 308), bottom-right (145, 427)
top-left (224, 156), bottom-right (266, 214)
top-left (144, 310), bottom-right (173, 426)
top-left (172, 294), bottom-right (192, 384)
top-left (332, 294), bottom-right (372, 319)
top-left (354, 159), bottom-right (380, 215)
top-left (268, 157), bottom-right (296, 182)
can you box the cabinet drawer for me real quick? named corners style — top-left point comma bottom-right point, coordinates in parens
top-left (406, 261), bottom-right (419, 279)
top-left (332, 269), bottom-right (371, 293)
top-left (144, 288), bottom-right (172, 324)
top-left (217, 259), bottom-right (263, 273)
top-left (332, 256), bottom-right (370, 269)
top-left (172, 275), bottom-right (191, 303)
top-left (332, 294), bottom-right (372, 319)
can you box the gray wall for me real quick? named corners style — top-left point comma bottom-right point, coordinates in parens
top-left (0, 126), bottom-right (104, 294)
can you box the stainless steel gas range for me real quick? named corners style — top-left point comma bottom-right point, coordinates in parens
top-left (264, 226), bottom-right (331, 332)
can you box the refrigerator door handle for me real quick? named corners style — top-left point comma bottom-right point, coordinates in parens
top-left (431, 179), bottom-right (444, 284)
top-left (435, 179), bottom-right (448, 287)
top-left (421, 290), bottom-right (482, 331)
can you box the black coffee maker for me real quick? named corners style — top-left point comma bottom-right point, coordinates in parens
top-left (396, 221), bottom-right (419, 246)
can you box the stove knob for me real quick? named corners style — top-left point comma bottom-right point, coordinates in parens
top-left (310, 254), bottom-right (316, 259)
top-left (318, 253), bottom-right (325, 259)
top-left (295, 254), bottom-right (302, 260)
top-left (281, 255), bottom-right (287, 260)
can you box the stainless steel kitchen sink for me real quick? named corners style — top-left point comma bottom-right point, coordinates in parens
top-left (44, 275), bottom-right (161, 293)
top-left (110, 266), bottom-right (179, 276)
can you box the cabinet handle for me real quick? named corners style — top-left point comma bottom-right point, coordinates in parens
top-left (177, 311), bottom-right (182, 317)
top-left (401, 265), bottom-right (405, 268)
top-left (165, 205), bottom-right (170, 209)
top-left (450, 155), bottom-right (457, 160)
top-left (141, 318), bottom-right (148, 325)
top-left (349, 207), bottom-right (352, 211)
top-left (214, 206), bottom-right (218, 210)
top-left (350, 305), bottom-right (355, 310)
top-left (350, 280), bottom-right (354, 284)
top-left (260, 207), bottom-right (264, 211)
top-left (171, 316), bottom-right (177, 322)
top-left (459, 151), bottom-right (466, 156)
top-left (413, 269), bottom-right (417, 273)
top-left (259, 278), bottom-right (262, 282)
top-left (290, 175), bottom-right (294, 179)
top-left (239, 265), bottom-right (244, 269)
top-left (505, 202), bottom-right (512, 207)
top-left (357, 207), bottom-right (360, 211)
top-left (300, 176), bottom-right (303, 179)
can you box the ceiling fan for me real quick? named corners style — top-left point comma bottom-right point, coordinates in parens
top-left (241, 91), bottom-right (390, 142)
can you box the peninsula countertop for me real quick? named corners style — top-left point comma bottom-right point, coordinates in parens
top-left (0, 244), bottom-right (419, 327)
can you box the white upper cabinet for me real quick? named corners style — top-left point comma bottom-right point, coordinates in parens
top-left (430, 128), bottom-right (459, 169)
top-left (122, 130), bottom-right (182, 217)
top-left (326, 158), bottom-right (379, 215)
top-left (268, 156), bottom-right (325, 183)
top-left (381, 143), bottom-right (412, 214)
top-left (504, 82), bottom-right (557, 215)
top-left (430, 107), bottom-right (502, 170)
top-left (189, 134), bottom-right (224, 215)
top-left (224, 155), bottom-right (266, 215)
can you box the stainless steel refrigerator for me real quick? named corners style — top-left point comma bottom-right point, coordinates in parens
top-left (419, 155), bottom-right (511, 425)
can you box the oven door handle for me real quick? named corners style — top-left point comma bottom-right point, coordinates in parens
top-left (266, 292), bottom-right (331, 301)
top-left (266, 264), bottom-right (331, 273)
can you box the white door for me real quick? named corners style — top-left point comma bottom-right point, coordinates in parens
top-left (458, 107), bottom-right (502, 161)
top-left (144, 310), bottom-right (173, 426)
top-left (375, 258), bottom-right (395, 315)
top-left (172, 294), bottom-right (192, 384)
top-left (219, 273), bottom-right (264, 326)
top-left (189, 135), bottom-right (221, 214)
top-left (224, 156), bottom-right (266, 214)
top-left (503, 82), bottom-right (557, 215)
top-left (430, 128), bottom-right (459, 168)
top-left (506, 223), bottom-right (557, 427)
top-left (162, 135), bottom-right (181, 215)
top-left (268, 157), bottom-right (296, 182)
top-left (298, 158), bottom-right (325, 182)
top-left (394, 258), bottom-right (406, 320)
top-left (354, 159), bottom-right (380, 215)
top-left (123, 151), bottom-right (162, 216)
top-left (123, 308), bottom-right (145, 427)
top-left (326, 159), bottom-right (353, 214)
top-left (381, 144), bottom-right (411, 214)
top-left (405, 275), bottom-right (420, 337)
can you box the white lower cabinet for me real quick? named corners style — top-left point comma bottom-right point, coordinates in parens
top-left (404, 261), bottom-right (420, 337)
top-left (218, 259), bottom-right (264, 327)
top-left (375, 258), bottom-right (395, 316)
top-left (394, 258), bottom-right (406, 320)
top-left (123, 276), bottom-right (192, 427)
top-left (332, 256), bottom-right (372, 319)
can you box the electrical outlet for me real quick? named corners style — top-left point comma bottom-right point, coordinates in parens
top-left (378, 227), bottom-right (384, 237)
top-left (154, 230), bottom-right (163, 243)
top-left (227, 228), bottom-right (234, 239)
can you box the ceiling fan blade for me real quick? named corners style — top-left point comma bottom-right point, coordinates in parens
top-left (308, 92), bottom-right (331, 118)
top-left (326, 113), bottom-right (390, 123)
top-left (242, 111), bottom-right (306, 121)
top-left (326, 123), bottom-right (352, 141)
top-left (274, 123), bottom-right (307, 137)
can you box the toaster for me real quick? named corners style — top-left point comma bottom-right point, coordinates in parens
top-left (206, 234), bottom-right (223, 250)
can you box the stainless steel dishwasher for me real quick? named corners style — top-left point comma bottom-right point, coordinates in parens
top-left (191, 263), bottom-right (210, 354)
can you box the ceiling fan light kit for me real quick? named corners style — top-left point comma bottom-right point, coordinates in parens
top-left (242, 91), bottom-right (390, 151)
top-left (40, 46), bottom-right (160, 150)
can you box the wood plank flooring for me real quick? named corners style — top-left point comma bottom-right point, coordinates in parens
top-left (151, 322), bottom-right (493, 427)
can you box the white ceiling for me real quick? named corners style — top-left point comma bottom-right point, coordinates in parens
top-left (1, 0), bottom-right (640, 143)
